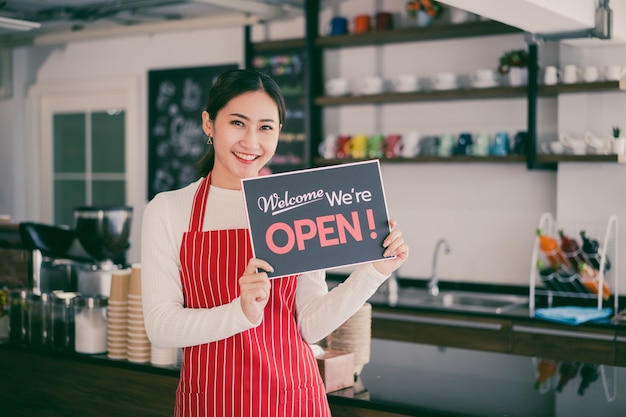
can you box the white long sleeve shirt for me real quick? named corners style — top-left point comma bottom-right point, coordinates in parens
top-left (141, 178), bottom-right (388, 348)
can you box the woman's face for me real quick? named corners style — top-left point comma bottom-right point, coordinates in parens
top-left (202, 90), bottom-right (281, 189)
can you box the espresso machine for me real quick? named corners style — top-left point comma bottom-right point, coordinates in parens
top-left (74, 206), bottom-right (133, 297)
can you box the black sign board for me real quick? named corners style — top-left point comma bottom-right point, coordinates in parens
top-left (241, 160), bottom-right (391, 279)
top-left (147, 63), bottom-right (237, 200)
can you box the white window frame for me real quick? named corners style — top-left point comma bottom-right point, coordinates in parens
top-left (25, 77), bottom-right (144, 263)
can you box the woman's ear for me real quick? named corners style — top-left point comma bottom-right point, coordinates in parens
top-left (201, 111), bottom-right (213, 137)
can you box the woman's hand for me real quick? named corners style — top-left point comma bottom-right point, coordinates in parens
top-left (239, 258), bottom-right (273, 323)
top-left (372, 219), bottom-right (409, 277)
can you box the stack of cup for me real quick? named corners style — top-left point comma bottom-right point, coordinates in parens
top-left (127, 264), bottom-right (151, 363)
top-left (107, 269), bottom-right (131, 359)
top-left (326, 303), bottom-right (372, 377)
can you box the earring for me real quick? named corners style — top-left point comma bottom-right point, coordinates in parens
top-left (206, 136), bottom-right (213, 145)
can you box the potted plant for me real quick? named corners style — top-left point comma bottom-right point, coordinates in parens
top-left (498, 49), bottom-right (529, 86)
top-left (406, 0), bottom-right (445, 27)
top-left (612, 125), bottom-right (626, 154)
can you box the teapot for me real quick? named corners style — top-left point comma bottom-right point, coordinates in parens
top-left (559, 133), bottom-right (587, 155)
top-left (584, 131), bottom-right (611, 154)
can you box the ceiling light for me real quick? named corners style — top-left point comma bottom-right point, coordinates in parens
top-left (0, 16), bottom-right (41, 32)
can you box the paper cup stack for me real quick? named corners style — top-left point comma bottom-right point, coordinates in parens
top-left (326, 302), bottom-right (372, 377)
top-left (127, 264), bottom-right (151, 363)
top-left (107, 268), bottom-right (131, 360)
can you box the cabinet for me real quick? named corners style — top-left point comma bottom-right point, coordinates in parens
top-left (617, 329), bottom-right (626, 367)
top-left (511, 320), bottom-right (615, 365)
top-left (371, 305), bottom-right (512, 353)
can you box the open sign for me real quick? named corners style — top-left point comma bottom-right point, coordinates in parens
top-left (241, 160), bottom-right (391, 279)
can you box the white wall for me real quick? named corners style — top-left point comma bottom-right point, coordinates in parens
top-left (0, 0), bottom-right (625, 296)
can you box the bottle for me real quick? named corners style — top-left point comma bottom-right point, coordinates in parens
top-left (534, 358), bottom-right (558, 390)
top-left (536, 229), bottom-right (571, 273)
top-left (537, 260), bottom-right (562, 292)
top-left (577, 364), bottom-right (599, 396)
top-left (556, 361), bottom-right (580, 392)
top-left (578, 262), bottom-right (611, 300)
top-left (580, 230), bottom-right (611, 272)
top-left (559, 230), bottom-right (588, 272)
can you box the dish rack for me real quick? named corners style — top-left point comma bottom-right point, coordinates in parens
top-left (529, 213), bottom-right (620, 317)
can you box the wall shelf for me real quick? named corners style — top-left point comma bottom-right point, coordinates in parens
top-left (536, 154), bottom-right (626, 164)
top-left (314, 155), bottom-right (526, 166)
top-left (315, 20), bottom-right (521, 48)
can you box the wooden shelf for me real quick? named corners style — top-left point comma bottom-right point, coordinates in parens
top-left (314, 155), bottom-right (526, 166)
top-left (315, 81), bottom-right (626, 106)
top-left (536, 153), bottom-right (626, 164)
top-left (316, 20), bottom-right (521, 48)
top-left (538, 80), bottom-right (626, 96)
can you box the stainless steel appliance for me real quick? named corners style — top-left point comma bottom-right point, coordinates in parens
top-left (74, 206), bottom-right (133, 297)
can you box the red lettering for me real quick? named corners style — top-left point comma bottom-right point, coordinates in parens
top-left (316, 215), bottom-right (339, 247)
top-left (294, 219), bottom-right (317, 250)
top-left (266, 222), bottom-right (295, 255)
top-left (337, 211), bottom-right (362, 243)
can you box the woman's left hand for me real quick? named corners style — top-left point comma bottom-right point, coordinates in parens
top-left (372, 219), bottom-right (409, 276)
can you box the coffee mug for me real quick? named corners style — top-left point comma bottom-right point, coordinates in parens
top-left (401, 131), bottom-right (420, 158)
top-left (330, 16), bottom-right (348, 35)
top-left (367, 134), bottom-right (385, 158)
top-left (419, 136), bottom-right (438, 156)
top-left (491, 132), bottom-right (510, 156)
top-left (318, 134), bottom-right (339, 159)
top-left (384, 134), bottom-right (403, 158)
top-left (543, 66), bottom-right (558, 85)
top-left (349, 134), bottom-right (368, 158)
top-left (354, 15), bottom-right (371, 34)
top-left (455, 132), bottom-right (473, 155)
top-left (472, 132), bottom-right (490, 156)
top-left (605, 65), bottom-right (626, 81)
top-left (375, 12), bottom-right (393, 31)
top-left (431, 72), bottom-right (457, 88)
top-left (325, 78), bottom-right (350, 96)
top-left (358, 76), bottom-right (384, 95)
top-left (582, 65), bottom-right (599, 83)
top-left (392, 74), bottom-right (419, 92)
top-left (471, 69), bottom-right (496, 84)
top-left (562, 65), bottom-right (578, 84)
top-left (335, 135), bottom-right (352, 159)
top-left (437, 134), bottom-right (455, 157)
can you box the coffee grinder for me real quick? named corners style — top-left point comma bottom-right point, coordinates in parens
top-left (74, 206), bottom-right (133, 297)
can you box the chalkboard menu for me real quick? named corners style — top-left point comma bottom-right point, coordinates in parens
top-left (251, 46), bottom-right (306, 174)
top-left (147, 64), bottom-right (237, 200)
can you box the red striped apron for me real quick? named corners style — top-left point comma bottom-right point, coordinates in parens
top-left (175, 176), bottom-right (331, 417)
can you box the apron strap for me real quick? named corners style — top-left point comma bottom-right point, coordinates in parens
top-left (187, 174), bottom-right (210, 232)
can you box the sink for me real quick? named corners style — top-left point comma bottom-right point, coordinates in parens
top-left (394, 288), bottom-right (529, 314)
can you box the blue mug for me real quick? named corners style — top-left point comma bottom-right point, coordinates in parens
top-left (491, 132), bottom-right (511, 156)
top-left (454, 132), bottom-right (473, 155)
top-left (330, 16), bottom-right (348, 35)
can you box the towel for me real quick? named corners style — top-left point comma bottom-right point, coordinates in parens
top-left (534, 306), bottom-right (613, 326)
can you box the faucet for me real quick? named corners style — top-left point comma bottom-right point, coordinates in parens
top-left (427, 238), bottom-right (451, 296)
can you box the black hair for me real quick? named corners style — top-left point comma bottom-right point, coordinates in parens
top-left (195, 68), bottom-right (286, 177)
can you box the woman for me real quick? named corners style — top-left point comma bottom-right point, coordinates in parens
top-left (141, 68), bottom-right (409, 417)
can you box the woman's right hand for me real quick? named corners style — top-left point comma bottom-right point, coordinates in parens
top-left (239, 258), bottom-right (273, 323)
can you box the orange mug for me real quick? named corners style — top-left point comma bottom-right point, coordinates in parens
top-left (354, 15), bottom-right (371, 34)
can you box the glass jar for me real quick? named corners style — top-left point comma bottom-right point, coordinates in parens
top-left (9, 289), bottom-right (28, 346)
top-left (74, 295), bottom-right (108, 354)
top-left (51, 291), bottom-right (78, 351)
top-left (27, 292), bottom-right (53, 347)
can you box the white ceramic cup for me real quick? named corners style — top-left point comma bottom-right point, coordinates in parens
top-left (561, 65), bottom-right (578, 84)
top-left (318, 133), bottom-right (339, 159)
top-left (400, 131), bottom-right (420, 158)
top-left (431, 72), bottom-right (457, 87)
top-left (605, 65), bottom-right (626, 81)
top-left (471, 69), bottom-right (496, 84)
top-left (392, 74), bottom-right (419, 92)
top-left (358, 76), bottom-right (384, 95)
top-left (543, 66), bottom-right (558, 85)
top-left (325, 78), bottom-right (350, 96)
top-left (582, 65), bottom-right (599, 83)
